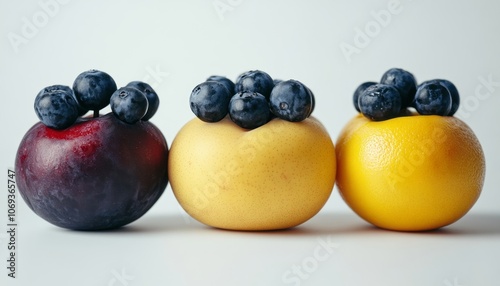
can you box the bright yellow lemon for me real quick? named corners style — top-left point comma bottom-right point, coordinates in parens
top-left (336, 113), bottom-right (485, 231)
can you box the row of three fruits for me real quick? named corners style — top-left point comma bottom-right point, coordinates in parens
top-left (15, 68), bottom-right (485, 232)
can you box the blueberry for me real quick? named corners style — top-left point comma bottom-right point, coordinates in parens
top-left (413, 82), bottom-right (452, 116)
top-left (190, 81), bottom-right (231, 122)
top-left (229, 92), bottom-right (270, 129)
top-left (235, 70), bottom-right (274, 100)
top-left (110, 87), bottom-right (149, 124)
top-left (126, 81), bottom-right (159, 121)
top-left (380, 68), bottom-right (417, 108)
top-left (207, 75), bottom-right (235, 95)
top-left (73, 69), bottom-right (117, 111)
top-left (44, 85), bottom-right (88, 116)
top-left (437, 79), bottom-right (459, 116)
top-left (269, 77), bottom-right (284, 118)
top-left (420, 79), bottom-right (459, 116)
top-left (235, 70), bottom-right (252, 85)
top-left (269, 80), bottom-right (312, 122)
top-left (358, 84), bottom-right (402, 121)
top-left (353, 81), bottom-right (377, 113)
top-left (44, 84), bottom-right (72, 94)
top-left (34, 85), bottom-right (79, 129)
top-left (305, 85), bottom-right (315, 116)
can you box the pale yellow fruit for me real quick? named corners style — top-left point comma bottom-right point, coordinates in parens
top-left (168, 116), bottom-right (336, 231)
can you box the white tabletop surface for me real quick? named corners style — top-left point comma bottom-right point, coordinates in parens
top-left (1, 190), bottom-right (498, 286)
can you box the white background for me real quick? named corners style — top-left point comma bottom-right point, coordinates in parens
top-left (1, 0), bottom-right (499, 285)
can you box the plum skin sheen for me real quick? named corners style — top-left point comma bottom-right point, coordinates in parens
top-left (15, 113), bottom-right (169, 230)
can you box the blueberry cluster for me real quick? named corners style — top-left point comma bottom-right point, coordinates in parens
top-left (190, 70), bottom-right (315, 129)
top-left (34, 70), bottom-right (159, 129)
top-left (353, 68), bottom-right (460, 121)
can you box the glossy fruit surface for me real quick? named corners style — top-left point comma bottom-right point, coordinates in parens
top-left (336, 113), bottom-right (485, 231)
top-left (15, 113), bottom-right (168, 230)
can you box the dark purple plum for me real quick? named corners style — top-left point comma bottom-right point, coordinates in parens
top-left (15, 113), bottom-right (168, 230)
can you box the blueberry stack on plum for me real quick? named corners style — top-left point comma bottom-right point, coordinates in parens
top-left (17, 69), bottom-right (168, 230)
